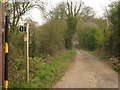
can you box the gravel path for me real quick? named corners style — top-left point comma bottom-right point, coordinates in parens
top-left (53, 49), bottom-right (118, 88)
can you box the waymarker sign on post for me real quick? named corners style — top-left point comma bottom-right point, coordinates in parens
top-left (24, 35), bottom-right (27, 41)
top-left (20, 24), bottom-right (29, 83)
top-left (19, 26), bottom-right (26, 32)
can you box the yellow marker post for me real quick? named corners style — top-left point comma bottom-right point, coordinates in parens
top-left (5, 43), bottom-right (8, 53)
top-left (4, 80), bottom-right (8, 89)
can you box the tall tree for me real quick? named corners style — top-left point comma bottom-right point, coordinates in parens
top-left (106, 0), bottom-right (120, 56)
top-left (43, 1), bottom-right (94, 49)
top-left (58, 1), bottom-right (94, 49)
top-left (6, 1), bottom-right (44, 33)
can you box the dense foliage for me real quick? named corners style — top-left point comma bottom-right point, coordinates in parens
top-left (77, 21), bottom-right (103, 50)
top-left (35, 19), bottom-right (66, 56)
top-left (106, 0), bottom-right (120, 57)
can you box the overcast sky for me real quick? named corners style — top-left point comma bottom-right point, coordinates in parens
top-left (28, 0), bottom-right (114, 25)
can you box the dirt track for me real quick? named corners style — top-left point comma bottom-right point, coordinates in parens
top-left (53, 49), bottom-right (118, 88)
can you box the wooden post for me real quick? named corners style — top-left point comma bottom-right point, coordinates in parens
top-left (24, 23), bottom-right (29, 83)
top-left (4, 15), bottom-right (9, 89)
top-left (0, 1), bottom-right (5, 88)
top-left (0, 2), bottom-right (3, 88)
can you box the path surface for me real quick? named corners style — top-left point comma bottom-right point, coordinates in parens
top-left (53, 49), bottom-right (118, 88)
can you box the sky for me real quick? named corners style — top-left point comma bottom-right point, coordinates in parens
top-left (28, 0), bottom-right (114, 25)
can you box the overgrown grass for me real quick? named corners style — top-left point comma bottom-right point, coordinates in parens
top-left (76, 45), bottom-right (109, 60)
top-left (9, 50), bottom-right (76, 88)
top-left (93, 53), bottom-right (109, 60)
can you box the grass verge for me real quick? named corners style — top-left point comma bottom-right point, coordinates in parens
top-left (76, 45), bottom-right (109, 60)
top-left (9, 50), bottom-right (76, 88)
top-left (93, 53), bottom-right (109, 60)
